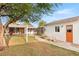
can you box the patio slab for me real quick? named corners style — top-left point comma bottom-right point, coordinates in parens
top-left (35, 35), bottom-right (79, 52)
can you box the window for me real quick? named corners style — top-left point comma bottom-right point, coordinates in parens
top-left (66, 25), bottom-right (72, 32)
top-left (67, 29), bottom-right (72, 32)
top-left (55, 26), bottom-right (60, 32)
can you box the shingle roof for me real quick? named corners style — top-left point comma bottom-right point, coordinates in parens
top-left (46, 16), bottom-right (79, 26)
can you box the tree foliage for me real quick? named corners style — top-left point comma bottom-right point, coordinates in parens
top-left (0, 3), bottom-right (59, 47)
top-left (0, 3), bottom-right (57, 28)
top-left (38, 20), bottom-right (46, 27)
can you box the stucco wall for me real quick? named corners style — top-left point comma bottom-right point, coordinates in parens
top-left (44, 20), bottom-right (79, 44)
top-left (73, 20), bottom-right (79, 44)
top-left (44, 23), bottom-right (66, 42)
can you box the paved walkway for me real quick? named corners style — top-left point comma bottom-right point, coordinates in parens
top-left (35, 35), bottom-right (79, 52)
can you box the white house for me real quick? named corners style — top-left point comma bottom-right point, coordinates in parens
top-left (0, 15), bottom-right (37, 35)
top-left (8, 23), bottom-right (37, 35)
top-left (0, 15), bottom-right (37, 46)
top-left (44, 16), bottom-right (79, 45)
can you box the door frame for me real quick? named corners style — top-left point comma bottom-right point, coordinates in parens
top-left (66, 25), bottom-right (73, 43)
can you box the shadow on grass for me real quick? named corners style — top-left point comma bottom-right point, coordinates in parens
top-left (0, 41), bottom-right (79, 56)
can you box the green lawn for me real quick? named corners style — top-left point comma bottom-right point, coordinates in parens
top-left (0, 35), bottom-right (79, 56)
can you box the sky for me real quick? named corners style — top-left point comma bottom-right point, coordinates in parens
top-left (0, 16), bottom-right (9, 25)
top-left (33, 3), bottom-right (79, 27)
top-left (1, 3), bottom-right (79, 27)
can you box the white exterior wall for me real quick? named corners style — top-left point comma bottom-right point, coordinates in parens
top-left (73, 20), bottom-right (79, 44)
top-left (44, 20), bottom-right (79, 44)
top-left (24, 27), bottom-right (36, 35)
top-left (44, 24), bottom-right (66, 42)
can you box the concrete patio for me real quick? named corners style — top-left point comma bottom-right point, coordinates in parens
top-left (35, 35), bottom-right (79, 52)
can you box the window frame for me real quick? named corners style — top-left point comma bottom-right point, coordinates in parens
top-left (55, 26), bottom-right (60, 32)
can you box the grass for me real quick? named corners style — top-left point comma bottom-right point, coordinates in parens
top-left (8, 35), bottom-right (26, 46)
top-left (28, 36), bottom-right (37, 43)
top-left (0, 35), bottom-right (79, 56)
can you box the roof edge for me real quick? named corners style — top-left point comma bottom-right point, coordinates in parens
top-left (46, 16), bottom-right (79, 26)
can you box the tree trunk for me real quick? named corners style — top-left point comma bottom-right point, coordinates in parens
top-left (0, 25), bottom-right (5, 50)
top-left (2, 19), bottom-right (14, 48)
top-left (3, 26), bottom-right (11, 48)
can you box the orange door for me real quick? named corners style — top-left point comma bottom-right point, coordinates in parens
top-left (66, 25), bottom-right (73, 43)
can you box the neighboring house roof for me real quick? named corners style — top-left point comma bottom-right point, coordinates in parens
top-left (9, 23), bottom-right (26, 28)
top-left (46, 16), bottom-right (79, 26)
top-left (9, 23), bottom-right (34, 28)
top-left (28, 24), bottom-right (34, 28)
